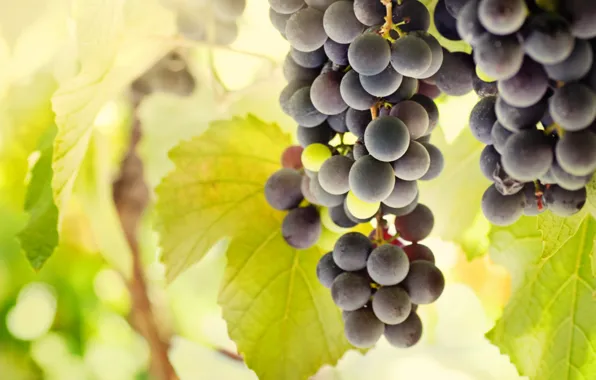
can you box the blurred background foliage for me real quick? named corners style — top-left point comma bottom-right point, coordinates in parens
top-left (0, 0), bottom-right (525, 379)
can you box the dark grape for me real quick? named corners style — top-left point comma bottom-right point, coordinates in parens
top-left (331, 272), bottom-right (372, 311)
top-left (383, 179), bottom-right (419, 208)
top-left (543, 39), bottom-right (593, 82)
top-left (269, 8), bottom-right (292, 35)
top-left (550, 161), bottom-right (591, 191)
top-left (403, 243), bottom-right (435, 264)
top-left (296, 123), bottom-right (334, 147)
top-left (390, 35), bottom-right (432, 79)
top-left (359, 66), bottom-right (403, 97)
top-left (306, 0), bottom-right (340, 11)
top-left (469, 96), bottom-right (497, 144)
top-left (348, 33), bottom-right (391, 76)
top-left (433, 50), bottom-right (474, 96)
top-left (327, 109), bottom-right (348, 133)
top-left (411, 94), bottom-right (439, 135)
top-left (353, 0), bottom-right (386, 26)
top-left (318, 155), bottom-right (354, 195)
top-left (344, 307), bottom-right (384, 348)
top-left (283, 55), bottom-right (320, 82)
top-left (265, 169), bottom-right (304, 210)
top-left (395, 204), bottom-right (434, 242)
top-left (393, 0), bottom-right (431, 33)
top-left (491, 121), bottom-right (513, 154)
top-left (521, 13), bottom-right (575, 65)
top-left (286, 8), bottom-right (327, 52)
top-left (434, 0), bottom-right (461, 40)
top-left (473, 75), bottom-right (498, 98)
top-left (501, 129), bottom-right (553, 181)
top-left (282, 206), bottom-right (322, 248)
top-left (323, 1), bottom-right (365, 44)
top-left (479, 145), bottom-right (500, 181)
top-left (324, 39), bottom-right (349, 65)
top-left (289, 87), bottom-right (328, 127)
top-left (392, 141), bottom-right (431, 181)
top-left (385, 76), bottom-right (419, 103)
top-left (364, 115), bottom-right (411, 162)
top-left (353, 140), bottom-right (369, 159)
top-left (555, 130), bottom-right (596, 176)
top-left (340, 69), bottom-right (376, 110)
top-left (280, 80), bottom-right (309, 114)
top-left (346, 107), bottom-right (373, 138)
top-left (382, 193), bottom-right (419, 217)
top-left (402, 261), bottom-right (445, 304)
top-left (317, 252), bottom-right (344, 288)
top-left (333, 232), bottom-right (373, 271)
top-left (367, 245), bottom-right (410, 286)
top-left (417, 81), bottom-right (441, 99)
top-left (384, 312), bottom-right (423, 348)
top-left (544, 185), bottom-right (586, 217)
top-left (410, 32), bottom-right (444, 79)
top-left (457, 0), bottom-right (488, 45)
top-left (495, 95), bottom-right (546, 132)
top-left (389, 100), bottom-right (430, 139)
top-left (311, 71), bottom-right (348, 115)
top-left (445, 0), bottom-right (470, 17)
top-left (301, 175), bottom-right (319, 204)
top-left (349, 155), bottom-right (396, 202)
top-left (561, 0), bottom-right (596, 39)
top-left (478, 0), bottom-right (527, 35)
top-left (549, 83), bottom-right (596, 132)
top-left (329, 204), bottom-right (358, 228)
top-left (420, 143), bottom-right (444, 180)
top-left (291, 47), bottom-right (326, 69)
top-left (310, 173), bottom-right (345, 207)
top-left (474, 34), bottom-right (524, 80)
top-left (269, 0), bottom-right (305, 14)
top-left (481, 184), bottom-right (525, 225)
top-left (498, 58), bottom-right (548, 108)
top-left (372, 286), bottom-right (412, 325)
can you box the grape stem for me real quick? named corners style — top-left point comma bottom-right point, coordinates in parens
top-left (375, 211), bottom-right (384, 243)
top-left (544, 123), bottom-right (565, 137)
top-left (379, 0), bottom-right (394, 38)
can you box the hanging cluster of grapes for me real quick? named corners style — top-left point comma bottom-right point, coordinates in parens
top-left (452, 0), bottom-right (596, 225)
top-left (261, 0), bottom-right (482, 348)
top-left (175, 0), bottom-right (247, 45)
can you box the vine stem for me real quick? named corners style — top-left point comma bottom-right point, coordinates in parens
top-left (113, 92), bottom-right (178, 380)
top-left (379, 0), bottom-right (394, 38)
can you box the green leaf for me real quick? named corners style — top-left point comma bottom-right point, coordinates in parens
top-left (537, 210), bottom-right (587, 260)
top-left (156, 116), bottom-right (292, 281)
top-left (419, 126), bottom-right (490, 250)
top-left (51, 0), bottom-right (177, 217)
top-left (219, 212), bottom-right (351, 380)
top-left (157, 116), bottom-right (352, 379)
top-left (17, 129), bottom-right (59, 270)
top-left (487, 214), bottom-right (596, 379)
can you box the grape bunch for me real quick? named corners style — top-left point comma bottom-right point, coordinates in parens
top-left (453, 0), bottom-right (596, 226)
top-left (172, 0), bottom-right (247, 45)
top-left (132, 51), bottom-right (196, 97)
top-left (265, 0), bottom-right (462, 349)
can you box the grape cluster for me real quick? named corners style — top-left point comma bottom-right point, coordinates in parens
top-left (132, 52), bottom-right (196, 97)
top-left (265, 0), bottom-right (459, 349)
top-left (316, 219), bottom-right (444, 348)
top-left (453, 0), bottom-right (596, 225)
top-left (173, 0), bottom-right (247, 45)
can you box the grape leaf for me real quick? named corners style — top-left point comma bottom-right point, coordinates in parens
top-left (157, 116), bottom-right (353, 379)
top-left (419, 127), bottom-right (490, 257)
top-left (156, 116), bottom-right (292, 281)
top-left (487, 214), bottom-right (596, 379)
top-left (51, 0), bottom-right (176, 217)
top-left (586, 176), bottom-right (596, 218)
top-left (537, 210), bottom-right (587, 260)
top-left (17, 129), bottom-right (58, 270)
top-left (219, 211), bottom-right (351, 380)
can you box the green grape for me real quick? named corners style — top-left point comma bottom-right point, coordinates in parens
top-left (301, 143), bottom-right (332, 171)
top-left (346, 191), bottom-right (380, 219)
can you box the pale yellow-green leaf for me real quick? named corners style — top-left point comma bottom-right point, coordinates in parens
top-left (156, 116), bottom-right (291, 281)
top-left (51, 0), bottom-right (177, 217)
top-left (488, 215), bottom-right (596, 379)
top-left (537, 209), bottom-right (586, 260)
top-left (419, 127), bottom-right (490, 245)
top-left (219, 212), bottom-right (352, 380)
